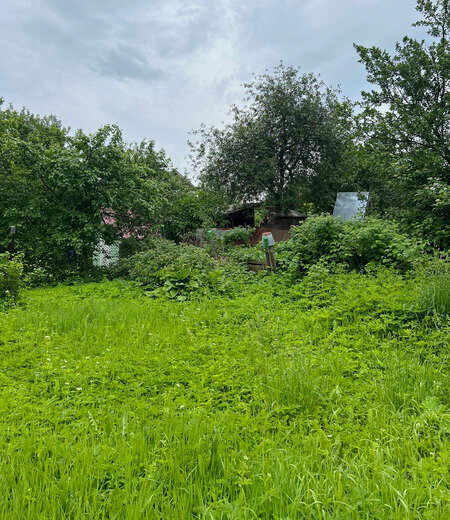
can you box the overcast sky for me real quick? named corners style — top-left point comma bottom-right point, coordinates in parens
top-left (0, 0), bottom-right (427, 175)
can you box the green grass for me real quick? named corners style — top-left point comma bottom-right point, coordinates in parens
top-left (417, 262), bottom-right (450, 317)
top-left (0, 272), bottom-right (448, 519)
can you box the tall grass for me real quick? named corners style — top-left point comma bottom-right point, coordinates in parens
top-left (0, 273), bottom-right (448, 519)
top-left (417, 260), bottom-right (450, 317)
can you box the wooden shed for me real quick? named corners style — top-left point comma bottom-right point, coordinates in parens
top-left (225, 204), bottom-right (307, 244)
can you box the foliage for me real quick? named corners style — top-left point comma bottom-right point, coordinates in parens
top-left (220, 227), bottom-right (255, 247)
top-left (120, 237), bottom-right (218, 299)
top-left (278, 215), bottom-right (425, 277)
top-left (0, 272), bottom-right (447, 518)
top-left (0, 101), bottom-right (197, 273)
top-left (354, 0), bottom-right (450, 247)
top-left (0, 253), bottom-right (22, 301)
top-left (148, 267), bottom-right (225, 301)
top-left (123, 237), bottom-right (214, 278)
top-left (190, 63), bottom-right (356, 213)
top-left (161, 188), bottom-right (227, 242)
top-left (118, 236), bottom-right (265, 300)
top-left (223, 243), bottom-right (266, 265)
top-left (22, 262), bottom-right (110, 288)
top-left (22, 264), bottom-right (55, 288)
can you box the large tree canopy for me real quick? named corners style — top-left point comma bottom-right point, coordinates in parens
top-left (190, 64), bottom-right (355, 213)
top-left (355, 0), bottom-right (449, 247)
top-left (0, 101), bottom-right (216, 270)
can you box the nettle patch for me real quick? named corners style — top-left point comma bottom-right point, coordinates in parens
top-left (0, 270), bottom-right (447, 519)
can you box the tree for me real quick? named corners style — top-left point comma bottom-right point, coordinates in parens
top-left (0, 100), bottom-right (200, 271)
top-left (355, 0), bottom-right (449, 247)
top-left (190, 63), bottom-right (356, 214)
top-left (127, 139), bottom-right (227, 242)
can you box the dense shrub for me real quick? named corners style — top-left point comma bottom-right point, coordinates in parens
top-left (123, 237), bottom-right (214, 277)
top-left (120, 237), bottom-right (217, 300)
top-left (220, 227), bottom-right (255, 247)
top-left (22, 260), bottom-right (113, 287)
top-left (222, 244), bottom-right (265, 265)
top-left (22, 263), bottom-right (56, 287)
top-left (341, 218), bottom-right (425, 271)
top-left (0, 253), bottom-right (23, 302)
top-left (120, 236), bottom-right (268, 300)
top-left (278, 215), bottom-right (425, 277)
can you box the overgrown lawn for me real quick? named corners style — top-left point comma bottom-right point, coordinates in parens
top-left (0, 272), bottom-right (448, 519)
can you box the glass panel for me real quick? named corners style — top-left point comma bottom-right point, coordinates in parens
top-left (333, 192), bottom-right (369, 221)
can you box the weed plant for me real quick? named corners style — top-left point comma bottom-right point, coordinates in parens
top-left (0, 271), bottom-right (448, 519)
top-left (417, 258), bottom-right (450, 317)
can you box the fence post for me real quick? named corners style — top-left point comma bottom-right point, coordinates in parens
top-left (268, 245), bottom-right (276, 272)
top-left (207, 230), bottom-right (219, 259)
top-left (262, 232), bottom-right (276, 272)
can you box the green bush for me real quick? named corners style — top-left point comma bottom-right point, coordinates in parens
top-left (340, 218), bottom-right (425, 271)
top-left (220, 227), bottom-right (255, 247)
top-left (120, 237), bottom-right (218, 299)
top-left (0, 253), bottom-right (23, 301)
top-left (121, 237), bottom-right (267, 300)
top-left (276, 214), bottom-right (344, 273)
top-left (122, 237), bottom-right (214, 280)
top-left (148, 267), bottom-right (225, 301)
top-left (223, 244), bottom-right (265, 265)
top-left (280, 215), bottom-right (425, 278)
top-left (22, 263), bottom-right (55, 287)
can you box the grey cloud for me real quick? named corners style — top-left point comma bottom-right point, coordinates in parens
top-left (25, 0), bottom-right (227, 72)
top-left (40, 0), bottom-right (135, 20)
top-left (0, 0), bottom-right (430, 173)
top-left (96, 45), bottom-right (165, 81)
top-left (118, 1), bottom-right (225, 59)
top-left (37, 0), bottom-right (225, 59)
top-left (24, 1), bottom-right (113, 46)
